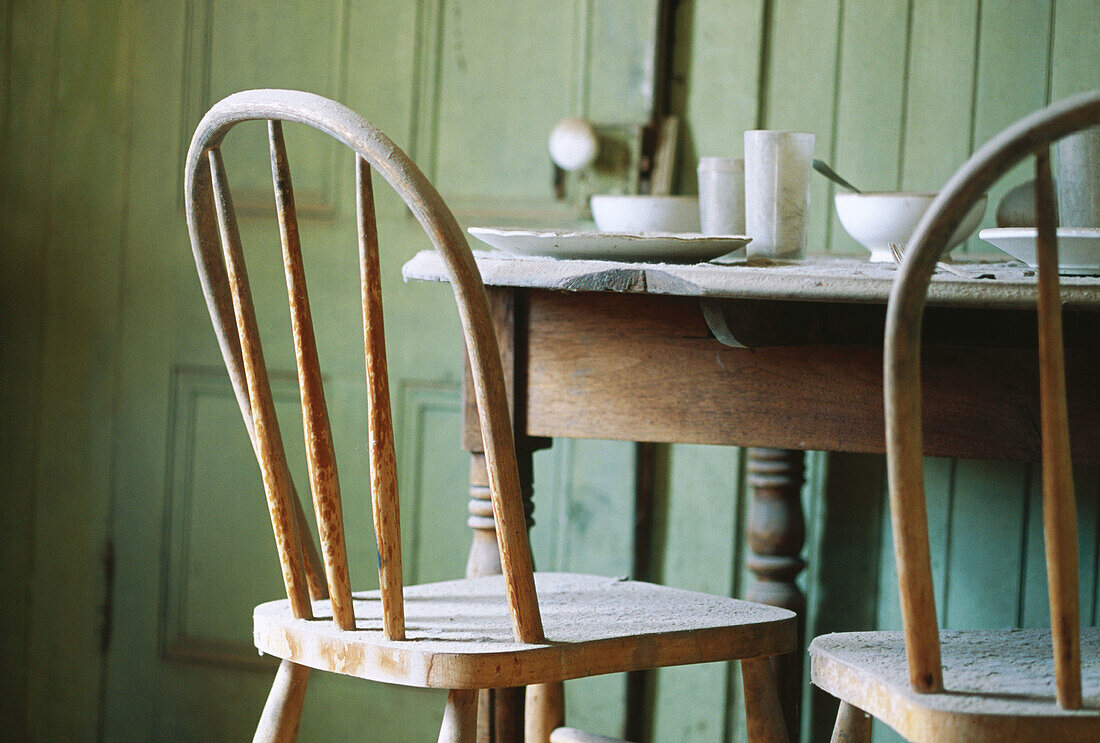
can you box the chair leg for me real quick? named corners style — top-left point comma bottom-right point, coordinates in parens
top-left (438, 689), bottom-right (479, 743)
top-left (830, 701), bottom-right (872, 743)
top-left (253, 659), bottom-right (310, 743)
top-left (741, 657), bottom-right (790, 743)
top-left (525, 682), bottom-right (565, 743)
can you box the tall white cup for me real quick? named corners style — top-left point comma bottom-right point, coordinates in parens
top-left (1057, 124), bottom-right (1100, 227)
top-left (698, 157), bottom-right (746, 234)
top-left (744, 131), bottom-right (815, 258)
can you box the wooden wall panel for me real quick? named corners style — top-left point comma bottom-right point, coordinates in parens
top-left (0, 3), bottom-right (57, 739)
top-left (19, 1), bottom-right (132, 739)
top-left (534, 438), bottom-right (637, 738)
top-left (650, 445), bottom-right (744, 743)
top-left (966, 0), bottom-right (1053, 253)
top-left (762, 0), bottom-right (843, 255)
top-left (828, 0), bottom-right (910, 253)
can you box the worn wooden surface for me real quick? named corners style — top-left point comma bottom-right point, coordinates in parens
top-left (254, 573), bottom-right (795, 688)
top-left (881, 90), bottom-right (1100, 701)
top-left (1034, 147), bottom-right (1082, 709)
top-left (252, 660), bottom-right (309, 743)
top-left (829, 702), bottom-right (871, 743)
top-left (810, 629), bottom-right (1100, 741)
top-left (495, 289), bottom-right (1100, 463)
top-left (403, 251), bottom-right (1100, 309)
top-left (6, 3), bottom-right (1096, 743)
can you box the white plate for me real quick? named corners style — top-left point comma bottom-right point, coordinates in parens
top-left (979, 227), bottom-right (1100, 275)
top-left (467, 227), bottom-right (750, 263)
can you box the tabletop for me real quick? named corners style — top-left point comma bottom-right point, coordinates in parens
top-left (403, 250), bottom-right (1100, 309)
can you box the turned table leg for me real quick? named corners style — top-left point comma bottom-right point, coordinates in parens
top-left (744, 447), bottom-right (806, 740)
top-left (462, 288), bottom-right (556, 743)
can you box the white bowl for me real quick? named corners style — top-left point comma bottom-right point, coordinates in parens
top-left (590, 195), bottom-right (701, 233)
top-left (835, 192), bottom-right (987, 261)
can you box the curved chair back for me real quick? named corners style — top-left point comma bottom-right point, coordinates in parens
top-left (885, 89), bottom-right (1100, 708)
top-left (183, 89), bottom-right (543, 644)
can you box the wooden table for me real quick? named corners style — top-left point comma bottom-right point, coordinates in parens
top-left (404, 251), bottom-right (1100, 740)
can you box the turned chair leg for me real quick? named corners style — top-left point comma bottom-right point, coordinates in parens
top-left (830, 701), bottom-right (872, 743)
top-left (526, 682), bottom-right (565, 743)
top-left (741, 657), bottom-right (791, 743)
top-left (253, 659), bottom-right (311, 743)
top-left (438, 689), bottom-right (479, 743)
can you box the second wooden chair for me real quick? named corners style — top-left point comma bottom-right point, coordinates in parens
top-left (810, 90), bottom-right (1100, 742)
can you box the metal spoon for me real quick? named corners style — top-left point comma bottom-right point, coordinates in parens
top-left (812, 159), bottom-right (862, 193)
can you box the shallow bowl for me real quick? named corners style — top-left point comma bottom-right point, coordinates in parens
top-left (835, 192), bottom-right (987, 261)
top-left (590, 195), bottom-right (701, 233)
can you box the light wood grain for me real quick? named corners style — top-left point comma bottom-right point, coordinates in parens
top-left (810, 629), bottom-right (1100, 742)
top-left (741, 656), bottom-right (791, 743)
top-left (184, 88), bottom-right (543, 643)
top-left (208, 146), bottom-right (312, 621)
top-left (549, 728), bottom-right (629, 743)
top-left (518, 290), bottom-right (1100, 462)
top-left (883, 89), bottom-right (1100, 696)
top-left (437, 689), bottom-right (477, 743)
top-left (253, 573), bottom-right (795, 689)
top-left (526, 683), bottom-right (565, 743)
top-left (829, 702), bottom-right (870, 743)
top-left (1034, 146), bottom-right (1082, 709)
top-left (253, 660), bottom-right (310, 743)
top-left (269, 120), bottom-right (354, 631)
top-left (357, 156), bottom-right (405, 641)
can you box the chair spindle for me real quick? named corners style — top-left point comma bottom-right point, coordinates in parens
top-left (1033, 146), bottom-right (1082, 709)
top-left (208, 146), bottom-right (313, 620)
top-left (356, 156), bottom-right (405, 640)
top-left (269, 121), bottom-right (356, 631)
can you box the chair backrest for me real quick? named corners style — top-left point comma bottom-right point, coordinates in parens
top-left (884, 89), bottom-right (1100, 709)
top-left (183, 89), bottom-right (544, 644)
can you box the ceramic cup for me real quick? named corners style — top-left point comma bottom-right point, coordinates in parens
top-left (1057, 124), bottom-right (1100, 227)
top-left (744, 131), bottom-right (815, 258)
top-left (697, 157), bottom-right (746, 235)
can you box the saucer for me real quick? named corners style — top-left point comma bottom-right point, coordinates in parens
top-left (978, 227), bottom-right (1100, 275)
top-left (468, 227), bottom-right (750, 263)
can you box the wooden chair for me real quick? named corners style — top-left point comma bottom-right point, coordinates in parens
top-left (810, 90), bottom-right (1100, 742)
top-left (184, 89), bottom-right (796, 743)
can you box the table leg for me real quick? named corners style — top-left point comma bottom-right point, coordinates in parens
top-left (744, 447), bottom-right (806, 740)
top-left (463, 288), bottom-right (558, 743)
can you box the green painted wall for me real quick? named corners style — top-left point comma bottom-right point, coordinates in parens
top-left (1, 1), bottom-right (1097, 742)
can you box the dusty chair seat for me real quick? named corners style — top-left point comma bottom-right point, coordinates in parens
top-left (810, 628), bottom-right (1100, 742)
top-left (256, 572), bottom-right (796, 689)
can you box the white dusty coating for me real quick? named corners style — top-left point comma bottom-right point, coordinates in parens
top-left (254, 572), bottom-right (795, 689)
top-left (403, 250), bottom-right (1100, 310)
top-left (810, 629), bottom-right (1099, 740)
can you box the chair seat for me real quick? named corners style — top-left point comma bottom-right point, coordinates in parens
top-left (254, 572), bottom-right (795, 689)
top-left (810, 628), bottom-right (1100, 742)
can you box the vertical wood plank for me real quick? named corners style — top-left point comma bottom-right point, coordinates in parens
top-left (22, 0), bottom-right (130, 739)
top-left (899, 0), bottom-right (980, 193)
top-left (942, 460), bottom-right (1028, 628)
top-left (651, 445), bottom-right (742, 743)
top-left (875, 458), bottom-right (954, 630)
top-left (545, 438), bottom-right (635, 738)
top-left (0, 2), bottom-right (58, 739)
top-left (762, 0), bottom-right (843, 254)
top-left (671, 0), bottom-right (767, 194)
top-left (829, 0), bottom-right (910, 254)
top-left (1049, 1), bottom-right (1100, 102)
top-left (967, 0), bottom-right (1052, 250)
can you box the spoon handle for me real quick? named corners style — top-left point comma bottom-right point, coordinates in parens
top-left (812, 159), bottom-right (862, 193)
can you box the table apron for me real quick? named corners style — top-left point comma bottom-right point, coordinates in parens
top-left (521, 290), bottom-right (1100, 463)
